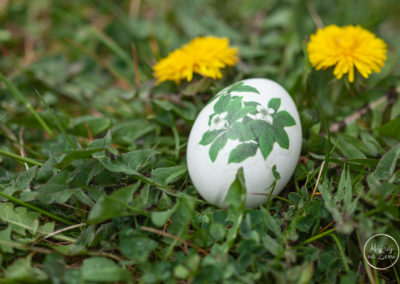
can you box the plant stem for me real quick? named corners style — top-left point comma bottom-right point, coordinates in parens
top-left (0, 240), bottom-right (52, 254)
top-left (293, 228), bottom-right (336, 249)
top-left (172, 125), bottom-right (180, 160)
top-left (0, 190), bottom-right (75, 226)
top-left (393, 264), bottom-right (400, 284)
top-left (356, 231), bottom-right (376, 284)
top-left (0, 148), bottom-right (43, 166)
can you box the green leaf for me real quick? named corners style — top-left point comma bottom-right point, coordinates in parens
top-left (299, 263), bottom-right (314, 284)
top-left (5, 255), bottom-right (47, 282)
top-left (15, 167), bottom-right (36, 191)
top-left (0, 226), bottom-right (13, 253)
top-left (0, 203), bottom-right (39, 236)
top-left (249, 119), bottom-right (269, 139)
top-left (375, 143), bottom-right (400, 180)
top-left (272, 165), bottom-right (281, 180)
top-left (97, 149), bottom-right (158, 175)
top-left (168, 197), bottom-right (196, 236)
top-left (37, 155), bottom-right (56, 181)
top-left (297, 215), bottom-right (314, 232)
top-left (226, 97), bottom-right (245, 123)
top-left (63, 269), bottom-right (81, 284)
top-left (341, 146), bottom-right (367, 160)
top-left (29, 55), bottom-right (70, 85)
top-left (88, 182), bottom-right (141, 223)
top-left (71, 116), bottom-right (112, 137)
top-left (268, 98), bottom-right (281, 112)
top-left (336, 134), bottom-right (368, 159)
top-left (81, 257), bottom-right (131, 282)
top-left (262, 234), bottom-right (280, 256)
top-left (319, 181), bottom-right (341, 222)
top-left (87, 130), bottom-right (112, 150)
top-left (69, 160), bottom-right (100, 188)
top-left (376, 117), bottom-right (400, 140)
top-left (319, 179), bottom-right (355, 234)
top-left (152, 99), bottom-right (197, 121)
top-left (0, 29), bottom-right (11, 41)
top-left (345, 158), bottom-right (378, 168)
top-left (273, 125), bottom-right (289, 149)
top-left (96, 150), bottom-right (164, 191)
top-left (157, 192), bottom-right (172, 210)
top-left (39, 222), bottom-right (55, 235)
top-left (214, 94), bottom-right (231, 113)
top-left (223, 168), bottom-right (246, 251)
top-left (151, 205), bottom-right (178, 228)
top-left (112, 120), bottom-right (156, 146)
top-left (259, 126), bottom-right (274, 159)
top-left (165, 197), bottom-right (196, 256)
top-left (209, 133), bottom-right (228, 162)
top-left (229, 81), bottom-right (260, 94)
top-left (36, 187), bottom-right (77, 205)
top-left (174, 265), bottom-right (190, 279)
top-left (199, 130), bottom-right (224, 145)
top-left (225, 96), bottom-right (243, 113)
top-left (244, 101), bottom-right (260, 108)
top-left (154, 110), bottom-right (174, 127)
top-left (228, 120), bottom-right (257, 141)
top-left (151, 165), bottom-right (187, 185)
top-left (264, 209), bottom-right (282, 239)
top-left (275, 111), bottom-right (296, 127)
top-left (340, 272), bottom-right (357, 284)
top-left (119, 227), bottom-right (158, 263)
top-left (36, 172), bottom-right (76, 204)
top-left (230, 105), bottom-right (258, 122)
top-left (228, 143), bottom-right (258, 163)
top-left (57, 148), bottom-right (105, 168)
top-left (41, 135), bottom-right (77, 157)
top-left (43, 253), bottom-right (66, 284)
top-left (227, 122), bottom-right (244, 140)
top-left (224, 167), bottom-right (247, 209)
top-left (337, 168), bottom-right (353, 210)
top-left (209, 222), bottom-right (226, 241)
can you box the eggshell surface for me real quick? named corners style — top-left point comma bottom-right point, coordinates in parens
top-left (187, 78), bottom-right (302, 208)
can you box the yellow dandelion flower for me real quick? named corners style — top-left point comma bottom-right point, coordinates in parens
top-left (307, 25), bottom-right (387, 82)
top-left (153, 36), bottom-right (238, 84)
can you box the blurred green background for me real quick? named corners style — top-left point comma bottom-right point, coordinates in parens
top-left (1, 0), bottom-right (400, 119)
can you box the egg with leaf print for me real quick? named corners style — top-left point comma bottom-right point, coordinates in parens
top-left (187, 78), bottom-right (302, 208)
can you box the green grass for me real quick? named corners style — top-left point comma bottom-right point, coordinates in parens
top-left (1, 0), bottom-right (400, 283)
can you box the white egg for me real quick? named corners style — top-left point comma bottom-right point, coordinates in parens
top-left (187, 78), bottom-right (302, 208)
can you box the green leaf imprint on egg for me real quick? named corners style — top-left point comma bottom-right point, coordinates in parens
top-left (199, 82), bottom-right (296, 164)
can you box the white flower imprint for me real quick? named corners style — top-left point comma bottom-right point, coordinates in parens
top-left (210, 112), bottom-right (228, 130)
top-left (255, 105), bottom-right (274, 124)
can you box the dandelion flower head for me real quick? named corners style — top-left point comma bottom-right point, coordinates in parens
top-left (153, 36), bottom-right (238, 84)
top-left (307, 25), bottom-right (387, 82)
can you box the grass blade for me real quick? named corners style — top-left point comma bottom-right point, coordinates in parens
top-left (331, 233), bottom-right (350, 273)
top-left (0, 148), bottom-right (43, 166)
top-left (88, 27), bottom-right (135, 85)
top-left (0, 73), bottom-right (54, 136)
top-left (0, 190), bottom-right (75, 226)
top-left (35, 90), bottom-right (77, 150)
top-left (314, 99), bottom-right (331, 179)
